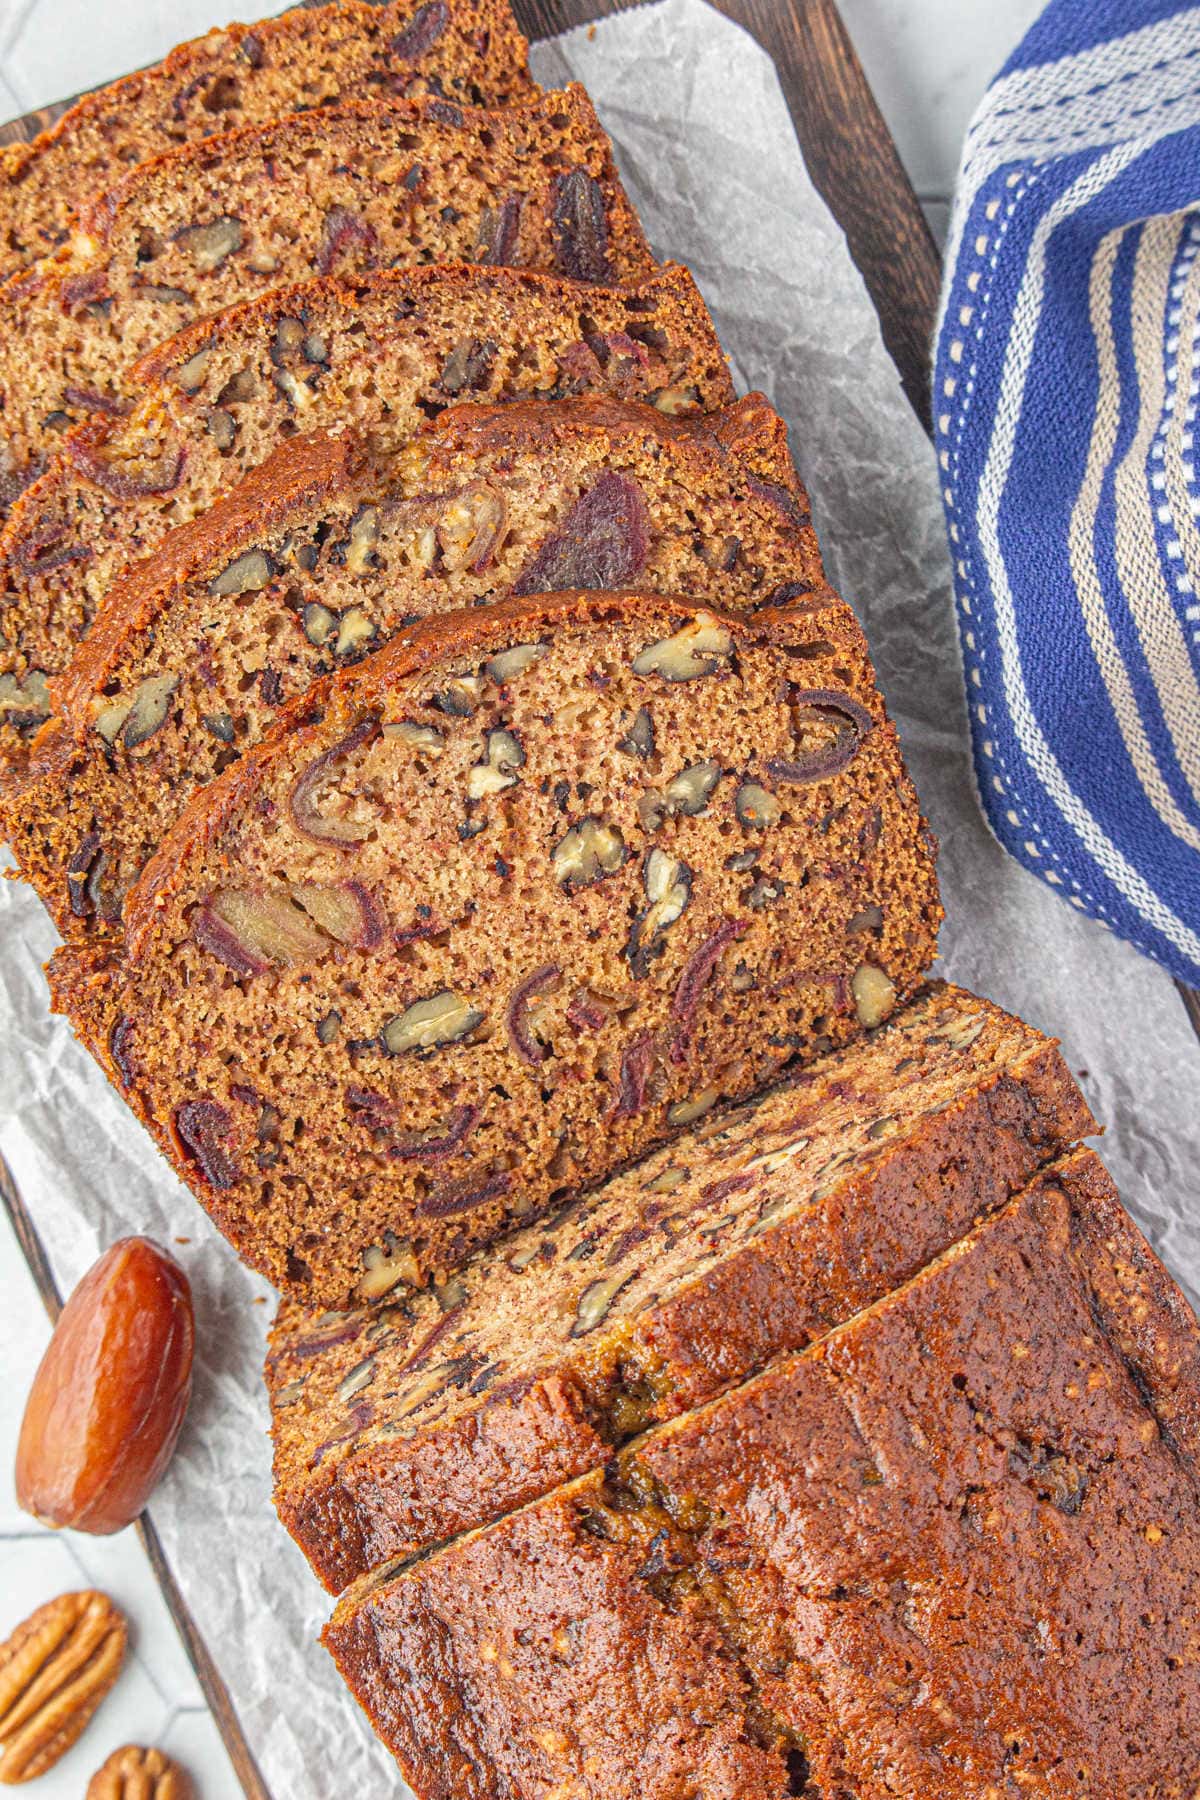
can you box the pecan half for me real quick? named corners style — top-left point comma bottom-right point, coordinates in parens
top-left (86, 1744), bottom-right (187, 1798)
top-left (0, 1592), bottom-right (126, 1783)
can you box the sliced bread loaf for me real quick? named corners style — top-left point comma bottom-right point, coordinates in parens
top-left (325, 1147), bottom-right (1200, 1798)
top-left (267, 984), bottom-right (1092, 1591)
top-left (2, 394), bottom-right (819, 936)
top-left (0, 263), bottom-right (725, 755)
top-left (0, 85), bottom-right (652, 518)
top-left (47, 590), bottom-right (941, 1307)
top-left (0, 0), bottom-right (533, 279)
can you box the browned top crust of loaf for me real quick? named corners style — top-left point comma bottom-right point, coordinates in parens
top-left (267, 982), bottom-right (1094, 1591)
top-left (0, 84), bottom-right (652, 519)
top-left (2, 393), bottom-right (820, 937)
top-left (48, 589), bottom-right (941, 1306)
top-left (325, 1147), bottom-right (1200, 1799)
top-left (0, 0), bottom-right (534, 279)
top-left (0, 263), bottom-right (724, 759)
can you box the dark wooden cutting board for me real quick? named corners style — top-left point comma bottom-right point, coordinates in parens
top-left (1, 5), bottom-right (1190, 1797)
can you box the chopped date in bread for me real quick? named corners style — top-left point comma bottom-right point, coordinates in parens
top-left (0, 85), bottom-right (652, 530)
top-left (324, 1149), bottom-right (1200, 1798)
top-left (0, 0), bottom-right (533, 279)
top-left (0, 264), bottom-right (726, 760)
top-left (47, 592), bottom-right (941, 1309)
top-left (266, 984), bottom-right (1093, 1590)
top-left (1, 393), bottom-right (821, 937)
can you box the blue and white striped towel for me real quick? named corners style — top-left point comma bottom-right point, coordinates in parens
top-left (936, 0), bottom-right (1200, 986)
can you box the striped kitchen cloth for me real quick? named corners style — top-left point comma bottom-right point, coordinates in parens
top-left (936, 0), bottom-right (1200, 986)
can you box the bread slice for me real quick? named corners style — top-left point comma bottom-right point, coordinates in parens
top-left (0, 85), bottom-right (652, 518)
top-left (0, 0), bottom-right (534, 280)
top-left (2, 394), bottom-right (820, 936)
top-left (0, 264), bottom-right (725, 756)
top-left (47, 590), bottom-right (941, 1307)
top-left (325, 1146), bottom-right (1200, 1798)
top-left (266, 984), bottom-right (1092, 1592)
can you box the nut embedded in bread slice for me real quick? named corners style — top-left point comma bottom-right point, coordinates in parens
top-left (0, 262), bottom-right (727, 761)
top-left (0, 0), bottom-right (534, 281)
top-left (323, 1147), bottom-right (1200, 1797)
top-left (47, 589), bottom-right (941, 1306)
top-left (266, 982), bottom-right (1093, 1591)
top-left (0, 83), bottom-right (653, 523)
top-left (1, 392), bottom-right (818, 936)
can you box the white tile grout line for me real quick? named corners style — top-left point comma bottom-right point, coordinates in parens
top-left (1, 1526), bottom-right (186, 1714)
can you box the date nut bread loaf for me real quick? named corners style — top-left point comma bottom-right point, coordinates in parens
top-left (47, 590), bottom-right (942, 1306)
top-left (326, 1146), bottom-right (1200, 1798)
top-left (268, 985), bottom-right (1093, 1591)
top-left (0, 84), bottom-right (652, 520)
top-left (2, 394), bottom-right (819, 936)
top-left (0, 264), bottom-right (726, 756)
top-left (0, 0), bottom-right (533, 280)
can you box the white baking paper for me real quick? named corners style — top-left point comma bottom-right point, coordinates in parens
top-left (2, 2), bottom-right (1199, 1793)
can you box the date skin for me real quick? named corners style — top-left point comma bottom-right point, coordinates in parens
top-left (15, 1238), bottom-right (194, 1534)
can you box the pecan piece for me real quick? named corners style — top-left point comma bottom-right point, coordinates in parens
top-left (176, 216), bottom-right (243, 273)
top-left (440, 337), bottom-right (498, 395)
top-left (735, 781), bottom-right (782, 829)
top-left (572, 1271), bottom-right (635, 1337)
top-left (209, 548), bottom-right (272, 596)
top-left (438, 484), bottom-right (507, 572)
top-left (627, 850), bottom-right (691, 978)
top-left (0, 1592), bottom-right (126, 1783)
top-left (486, 641), bottom-right (546, 684)
top-left (467, 727), bottom-right (524, 800)
top-left (86, 1744), bottom-right (187, 1798)
top-left (382, 990), bottom-right (485, 1055)
top-left (632, 615), bottom-right (733, 681)
top-left (851, 962), bottom-right (896, 1027)
top-left (551, 817), bottom-right (626, 889)
top-left (0, 670), bottom-right (51, 735)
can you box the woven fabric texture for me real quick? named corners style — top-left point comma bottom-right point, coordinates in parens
top-left (937, 0), bottom-right (1200, 984)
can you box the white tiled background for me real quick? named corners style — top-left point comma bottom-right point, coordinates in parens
top-left (0, 2), bottom-right (1042, 1794)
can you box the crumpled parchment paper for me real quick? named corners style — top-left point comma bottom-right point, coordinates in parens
top-left (2, 2), bottom-right (1198, 1793)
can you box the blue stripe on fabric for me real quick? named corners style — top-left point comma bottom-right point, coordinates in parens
top-left (938, 124), bottom-right (1200, 984)
top-left (1002, 0), bottom-right (1200, 76)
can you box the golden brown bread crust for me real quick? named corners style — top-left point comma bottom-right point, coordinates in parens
top-left (325, 1147), bottom-right (1200, 1798)
top-left (1, 393), bottom-right (817, 937)
top-left (0, 263), bottom-right (725, 767)
top-left (0, 84), bottom-right (652, 522)
top-left (268, 984), bottom-right (1094, 1592)
top-left (0, 0), bottom-right (533, 279)
top-left (48, 590), bottom-right (941, 1305)
top-left (54, 393), bottom-right (806, 729)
